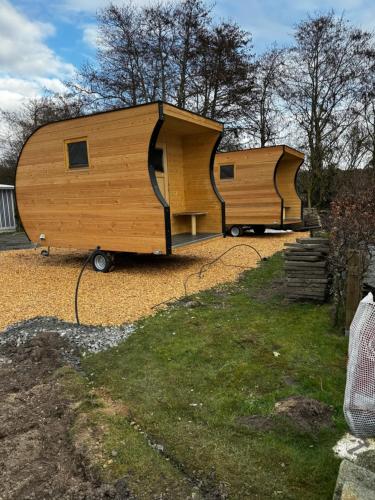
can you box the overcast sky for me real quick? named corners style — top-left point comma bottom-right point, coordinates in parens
top-left (0, 0), bottom-right (374, 114)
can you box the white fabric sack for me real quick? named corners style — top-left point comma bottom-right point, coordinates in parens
top-left (344, 292), bottom-right (375, 437)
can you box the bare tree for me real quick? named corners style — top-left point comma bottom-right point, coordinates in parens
top-left (172, 0), bottom-right (210, 108)
top-left (71, 1), bottom-right (210, 108)
top-left (363, 96), bottom-right (375, 169)
top-left (144, 2), bottom-right (176, 102)
top-left (73, 4), bottom-right (149, 108)
top-left (244, 47), bottom-right (284, 147)
top-left (71, 0), bottom-right (254, 138)
top-left (280, 12), bottom-right (373, 208)
top-left (0, 95), bottom-right (83, 183)
top-left (340, 121), bottom-right (369, 170)
top-left (193, 21), bottom-right (253, 119)
top-left (359, 48), bottom-right (375, 169)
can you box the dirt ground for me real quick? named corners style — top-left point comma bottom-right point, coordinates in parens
top-left (0, 231), bottom-right (306, 330)
top-left (237, 396), bottom-right (333, 435)
top-left (0, 332), bottom-right (131, 500)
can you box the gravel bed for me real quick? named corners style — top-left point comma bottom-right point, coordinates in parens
top-left (0, 316), bottom-right (134, 355)
top-left (0, 232), bottom-right (307, 330)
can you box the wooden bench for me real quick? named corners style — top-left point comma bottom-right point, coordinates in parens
top-left (173, 212), bottom-right (207, 236)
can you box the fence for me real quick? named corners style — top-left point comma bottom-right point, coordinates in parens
top-left (0, 185), bottom-right (16, 232)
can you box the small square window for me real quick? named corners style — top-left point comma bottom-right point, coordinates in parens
top-left (66, 140), bottom-right (89, 168)
top-left (220, 164), bottom-right (234, 180)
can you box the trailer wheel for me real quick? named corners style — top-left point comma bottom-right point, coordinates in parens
top-left (92, 251), bottom-right (114, 273)
top-left (228, 226), bottom-right (243, 237)
top-left (253, 225), bottom-right (266, 236)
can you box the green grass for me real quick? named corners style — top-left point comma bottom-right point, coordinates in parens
top-left (72, 253), bottom-right (348, 499)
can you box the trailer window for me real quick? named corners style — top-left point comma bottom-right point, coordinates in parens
top-left (220, 164), bottom-right (234, 180)
top-left (66, 139), bottom-right (89, 169)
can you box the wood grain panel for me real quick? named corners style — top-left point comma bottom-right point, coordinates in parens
top-left (157, 115), bottom-right (223, 236)
top-left (215, 147), bottom-right (283, 225)
top-left (275, 151), bottom-right (303, 222)
top-left (163, 104), bottom-right (223, 132)
top-left (17, 103), bottom-right (167, 253)
top-left (182, 131), bottom-right (222, 233)
top-left (156, 129), bottom-right (189, 234)
top-left (214, 146), bottom-right (303, 227)
top-left (17, 102), bottom-right (224, 254)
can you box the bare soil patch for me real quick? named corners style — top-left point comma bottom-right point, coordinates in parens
top-left (237, 396), bottom-right (334, 435)
top-left (275, 395), bottom-right (334, 432)
top-left (0, 332), bottom-right (131, 500)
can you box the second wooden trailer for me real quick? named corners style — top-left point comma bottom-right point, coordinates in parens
top-left (16, 102), bottom-right (225, 271)
top-left (214, 145), bottom-right (304, 236)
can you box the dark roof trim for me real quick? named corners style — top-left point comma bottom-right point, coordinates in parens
top-left (273, 146), bottom-right (286, 227)
top-left (20, 100), bottom-right (223, 133)
top-left (218, 144), bottom-right (304, 157)
top-left (294, 156), bottom-right (305, 219)
top-left (147, 102), bottom-right (172, 255)
top-left (209, 132), bottom-right (226, 235)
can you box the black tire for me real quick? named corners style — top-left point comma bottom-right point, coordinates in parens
top-left (228, 225), bottom-right (243, 237)
top-left (253, 225), bottom-right (266, 236)
top-left (92, 250), bottom-right (114, 273)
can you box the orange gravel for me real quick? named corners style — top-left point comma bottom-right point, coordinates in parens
top-left (0, 232), bottom-right (306, 330)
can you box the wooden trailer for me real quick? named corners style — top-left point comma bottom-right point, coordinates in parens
top-left (214, 145), bottom-right (304, 236)
top-left (16, 102), bottom-right (225, 271)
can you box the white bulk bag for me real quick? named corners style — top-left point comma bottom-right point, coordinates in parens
top-left (344, 292), bottom-right (375, 437)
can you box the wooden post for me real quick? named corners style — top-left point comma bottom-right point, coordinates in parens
top-left (345, 249), bottom-right (363, 335)
top-left (191, 215), bottom-right (197, 236)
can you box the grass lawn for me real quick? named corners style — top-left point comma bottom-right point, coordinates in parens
top-left (70, 253), bottom-right (348, 499)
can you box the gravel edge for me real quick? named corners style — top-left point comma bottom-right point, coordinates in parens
top-left (0, 316), bottom-right (134, 354)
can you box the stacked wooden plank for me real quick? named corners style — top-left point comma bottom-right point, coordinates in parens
top-left (284, 237), bottom-right (330, 301)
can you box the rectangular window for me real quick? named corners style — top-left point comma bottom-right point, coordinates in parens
top-left (66, 139), bottom-right (89, 169)
top-left (220, 164), bottom-right (234, 180)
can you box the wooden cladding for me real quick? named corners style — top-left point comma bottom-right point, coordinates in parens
top-left (16, 102), bottom-right (223, 254)
top-left (274, 150), bottom-right (303, 223)
top-left (214, 145), bottom-right (304, 227)
top-left (156, 118), bottom-right (223, 236)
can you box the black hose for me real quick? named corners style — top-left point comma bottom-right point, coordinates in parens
top-left (183, 243), bottom-right (264, 296)
top-left (77, 244), bottom-right (264, 319)
top-left (75, 248), bottom-right (99, 325)
top-left (152, 243), bottom-right (264, 308)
